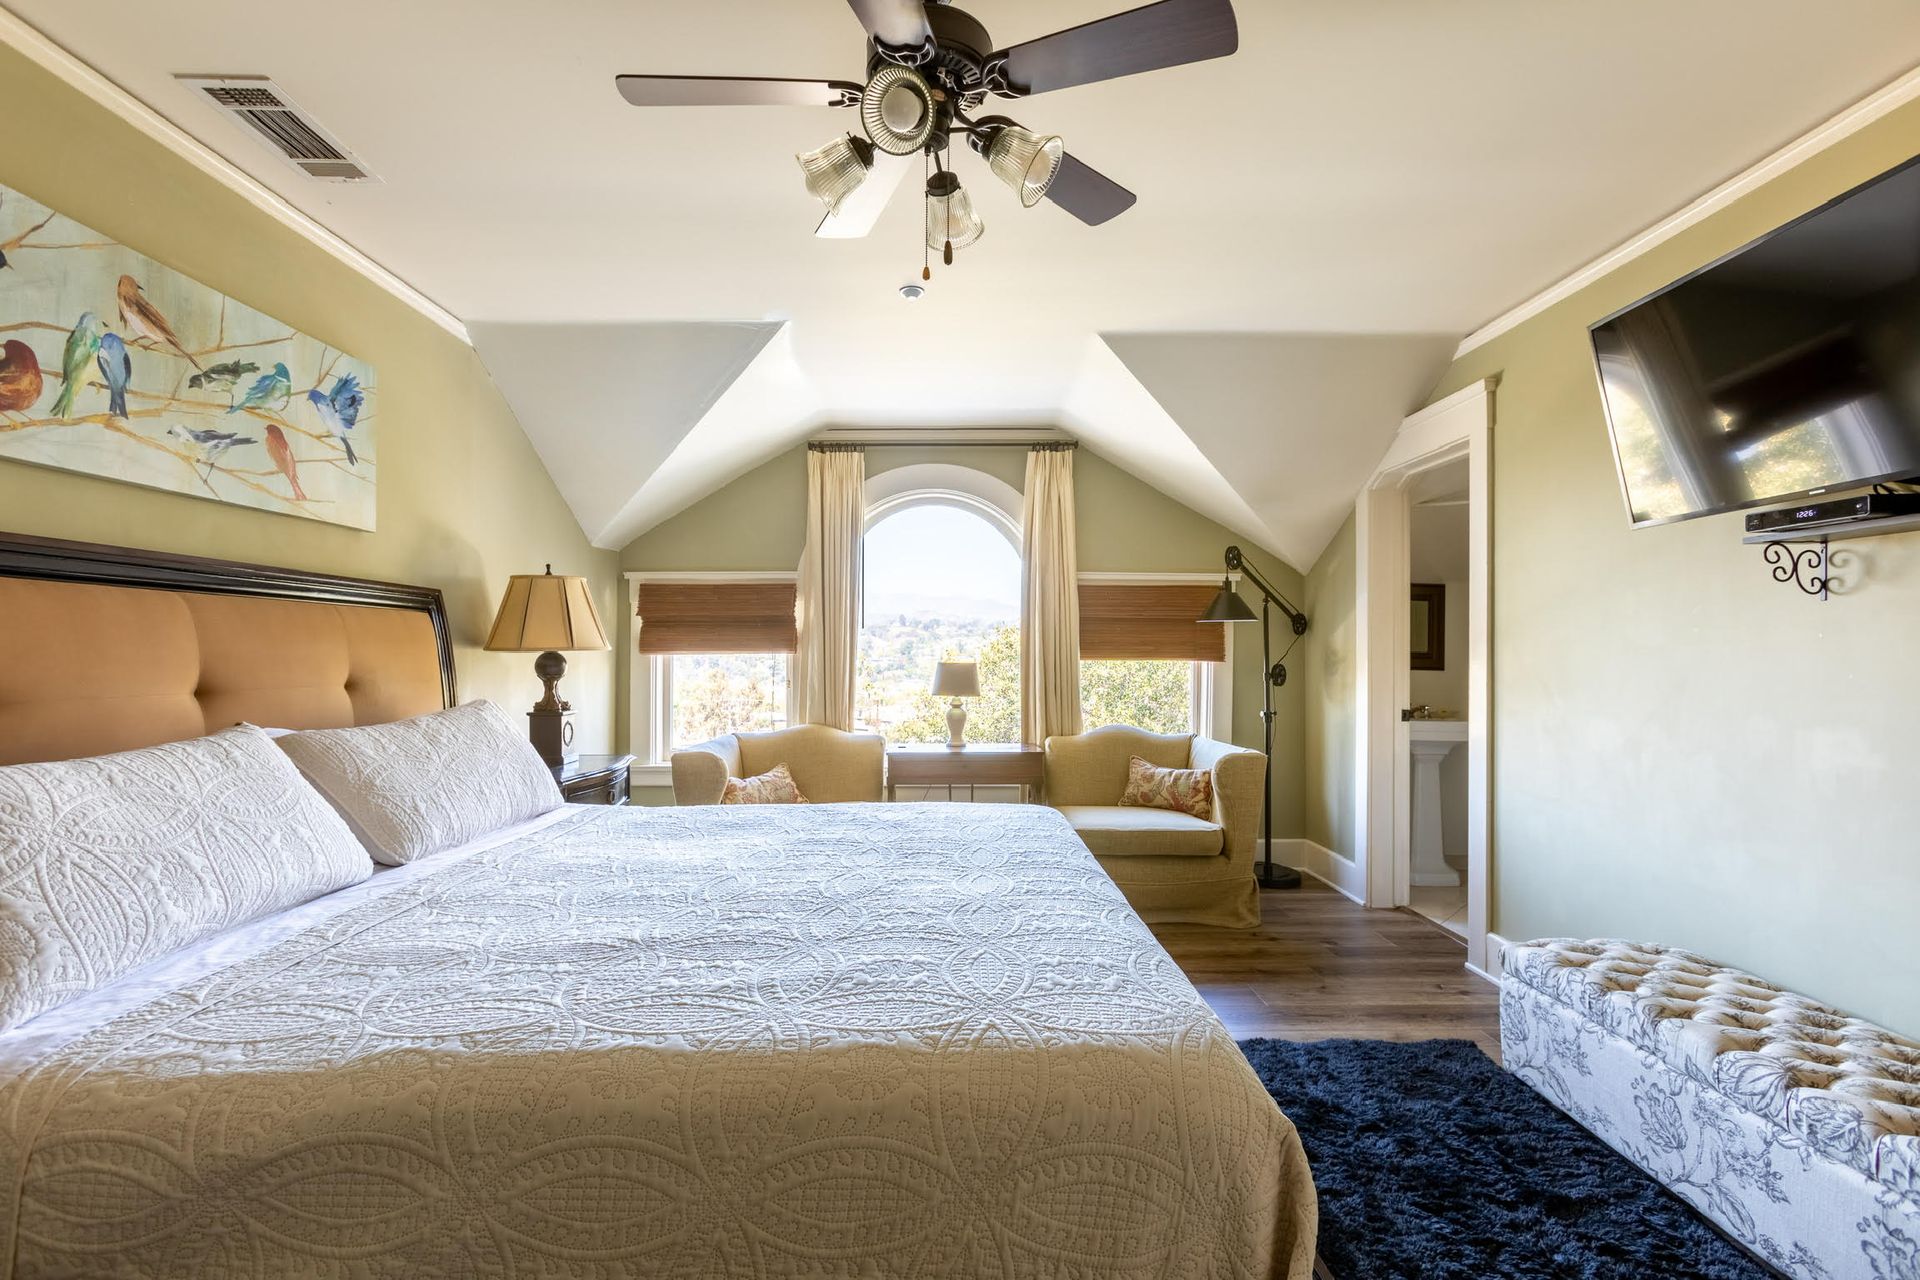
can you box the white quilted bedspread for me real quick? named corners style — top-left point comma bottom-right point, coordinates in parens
top-left (0, 802), bottom-right (1313, 1278)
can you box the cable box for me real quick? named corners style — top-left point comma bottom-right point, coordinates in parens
top-left (1744, 492), bottom-right (1920, 534)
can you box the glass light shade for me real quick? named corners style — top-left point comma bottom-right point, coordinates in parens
top-left (796, 134), bottom-right (874, 213)
top-left (925, 182), bottom-right (985, 252)
top-left (986, 125), bottom-right (1065, 208)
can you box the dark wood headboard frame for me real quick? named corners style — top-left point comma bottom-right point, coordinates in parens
top-left (0, 532), bottom-right (457, 709)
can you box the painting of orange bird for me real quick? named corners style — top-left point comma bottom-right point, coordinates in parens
top-left (262, 422), bottom-right (307, 502)
top-left (0, 340), bottom-right (44, 414)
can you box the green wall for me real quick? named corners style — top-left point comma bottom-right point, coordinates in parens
top-left (620, 443), bottom-right (1307, 829)
top-left (1423, 100), bottom-right (1920, 1032)
top-left (0, 44), bottom-right (620, 746)
top-left (1301, 511), bottom-right (1357, 859)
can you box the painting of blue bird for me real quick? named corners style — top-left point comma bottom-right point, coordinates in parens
top-left (229, 362), bottom-right (292, 416)
top-left (305, 372), bottom-right (363, 465)
top-left (95, 332), bottom-right (131, 419)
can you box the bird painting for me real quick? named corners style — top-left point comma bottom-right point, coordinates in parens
top-left (116, 274), bottom-right (201, 370)
top-left (0, 340), bottom-right (43, 415)
top-left (229, 362), bottom-right (292, 416)
top-left (165, 423), bottom-right (256, 488)
top-left (95, 332), bottom-right (131, 419)
top-left (0, 183), bottom-right (376, 530)
top-left (50, 312), bottom-right (103, 419)
top-left (305, 372), bottom-right (363, 465)
top-left (262, 422), bottom-right (307, 502)
top-left (188, 360), bottom-right (258, 404)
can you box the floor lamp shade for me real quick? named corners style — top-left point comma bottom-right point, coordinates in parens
top-left (484, 566), bottom-right (610, 766)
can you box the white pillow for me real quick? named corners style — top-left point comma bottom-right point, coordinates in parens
top-left (275, 700), bottom-right (563, 866)
top-left (0, 725), bottom-right (372, 1031)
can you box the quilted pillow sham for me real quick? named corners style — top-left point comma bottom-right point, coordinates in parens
top-left (0, 724), bottom-right (371, 1032)
top-left (1117, 754), bottom-right (1214, 819)
top-left (276, 700), bottom-right (563, 865)
top-left (721, 762), bottom-right (809, 804)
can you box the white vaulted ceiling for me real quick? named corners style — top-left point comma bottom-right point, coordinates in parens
top-left (12, 0), bottom-right (1920, 567)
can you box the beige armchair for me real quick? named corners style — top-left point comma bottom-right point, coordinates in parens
top-left (671, 724), bottom-right (885, 805)
top-left (1044, 725), bottom-right (1266, 928)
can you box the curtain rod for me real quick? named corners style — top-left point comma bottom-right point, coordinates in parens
top-left (807, 440), bottom-right (1076, 452)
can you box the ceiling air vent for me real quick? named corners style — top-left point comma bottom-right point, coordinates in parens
top-left (175, 75), bottom-right (379, 183)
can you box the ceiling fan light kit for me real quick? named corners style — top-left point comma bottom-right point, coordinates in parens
top-left (619, 0), bottom-right (1238, 266)
top-left (982, 123), bottom-right (1064, 208)
top-left (925, 170), bottom-right (984, 258)
top-left (796, 134), bottom-right (877, 213)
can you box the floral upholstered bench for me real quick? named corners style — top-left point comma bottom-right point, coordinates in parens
top-left (1501, 939), bottom-right (1920, 1280)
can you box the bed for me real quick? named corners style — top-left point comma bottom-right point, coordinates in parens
top-left (0, 533), bottom-right (1316, 1279)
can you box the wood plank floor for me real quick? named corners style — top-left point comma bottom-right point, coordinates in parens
top-left (1149, 880), bottom-right (1504, 1061)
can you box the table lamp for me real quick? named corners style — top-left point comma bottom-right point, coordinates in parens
top-left (930, 660), bottom-right (980, 747)
top-left (484, 565), bottom-right (610, 766)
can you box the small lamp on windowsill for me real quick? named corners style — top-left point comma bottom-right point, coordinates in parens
top-left (931, 660), bottom-right (980, 748)
top-left (484, 565), bottom-right (611, 767)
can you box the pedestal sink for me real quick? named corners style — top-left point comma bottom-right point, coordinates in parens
top-left (1409, 720), bottom-right (1467, 888)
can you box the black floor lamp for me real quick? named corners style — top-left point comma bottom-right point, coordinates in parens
top-left (1199, 545), bottom-right (1308, 891)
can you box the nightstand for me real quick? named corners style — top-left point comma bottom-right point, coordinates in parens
top-left (553, 753), bottom-right (634, 806)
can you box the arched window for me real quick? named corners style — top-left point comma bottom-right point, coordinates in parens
top-left (858, 498), bottom-right (1022, 743)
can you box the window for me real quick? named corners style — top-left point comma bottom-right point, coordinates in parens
top-left (1080, 659), bottom-right (1197, 735)
top-left (630, 576), bottom-right (797, 767)
top-left (858, 502), bottom-right (1021, 743)
top-left (665, 653), bottom-right (789, 748)
top-left (1077, 579), bottom-right (1229, 738)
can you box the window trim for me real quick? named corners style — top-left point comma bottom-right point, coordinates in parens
top-left (624, 570), bottom-right (799, 783)
top-left (1076, 572), bottom-right (1237, 740)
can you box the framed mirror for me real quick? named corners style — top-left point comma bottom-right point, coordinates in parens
top-left (1411, 583), bottom-right (1446, 671)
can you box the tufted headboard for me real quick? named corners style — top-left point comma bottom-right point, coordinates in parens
top-left (0, 532), bottom-right (456, 766)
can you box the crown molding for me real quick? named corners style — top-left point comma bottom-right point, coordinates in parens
top-left (1453, 61), bottom-right (1920, 360)
top-left (0, 4), bottom-right (469, 343)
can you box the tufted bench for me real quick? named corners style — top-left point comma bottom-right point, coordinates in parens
top-left (1501, 939), bottom-right (1920, 1280)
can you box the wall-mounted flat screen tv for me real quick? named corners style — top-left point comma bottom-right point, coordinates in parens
top-left (1590, 155), bottom-right (1920, 527)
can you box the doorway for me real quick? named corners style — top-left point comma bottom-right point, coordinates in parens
top-left (1354, 379), bottom-right (1493, 976)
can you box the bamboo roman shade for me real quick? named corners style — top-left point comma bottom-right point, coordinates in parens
top-left (635, 581), bottom-right (797, 654)
top-left (1078, 583), bottom-right (1226, 662)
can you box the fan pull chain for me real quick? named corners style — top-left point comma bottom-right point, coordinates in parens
top-left (922, 150), bottom-right (932, 281)
top-left (940, 146), bottom-right (955, 267)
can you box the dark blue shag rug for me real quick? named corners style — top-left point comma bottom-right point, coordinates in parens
top-left (1238, 1038), bottom-right (1779, 1280)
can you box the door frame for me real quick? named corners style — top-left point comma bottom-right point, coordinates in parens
top-left (1354, 378), bottom-right (1494, 974)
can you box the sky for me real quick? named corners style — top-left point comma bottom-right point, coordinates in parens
top-left (864, 505), bottom-right (1020, 621)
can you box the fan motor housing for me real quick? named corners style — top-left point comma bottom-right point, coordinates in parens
top-left (870, 4), bottom-right (990, 113)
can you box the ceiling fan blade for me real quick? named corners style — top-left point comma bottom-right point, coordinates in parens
top-left (845, 0), bottom-right (932, 50)
top-left (1045, 154), bottom-right (1136, 226)
top-left (615, 75), bottom-right (860, 108)
top-left (991, 0), bottom-right (1237, 96)
top-left (816, 151), bottom-right (915, 239)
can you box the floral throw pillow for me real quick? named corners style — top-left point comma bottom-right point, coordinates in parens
top-left (1118, 755), bottom-right (1213, 819)
top-left (721, 762), bottom-right (809, 805)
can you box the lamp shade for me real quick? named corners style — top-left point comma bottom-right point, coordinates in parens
top-left (484, 566), bottom-right (611, 653)
top-left (986, 124), bottom-right (1065, 208)
top-left (930, 660), bottom-right (981, 698)
top-left (925, 172), bottom-right (985, 253)
top-left (1198, 577), bottom-right (1258, 623)
top-left (796, 134), bottom-right (874, 213)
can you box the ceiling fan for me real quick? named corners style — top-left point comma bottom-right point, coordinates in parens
top-left (616, 0), bottom-right (1237, 269)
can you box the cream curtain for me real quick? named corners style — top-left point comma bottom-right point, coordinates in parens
top-left (794, 445), bottom-right (865, 729)
top-left (1021, 445), bottom-right (1083, 745)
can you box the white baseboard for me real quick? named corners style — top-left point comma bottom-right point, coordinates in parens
top-left (1466, 930), bottom-right (1512, 987)
top-left (1261, 838), bottom-right (1365, 904)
